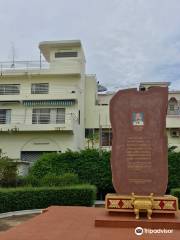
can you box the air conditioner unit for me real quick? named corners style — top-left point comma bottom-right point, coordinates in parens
top-left (170, 129), bottom-right (180, 137)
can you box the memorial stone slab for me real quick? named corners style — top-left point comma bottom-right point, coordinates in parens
top-left (110, 87), bottom-right (168, 195)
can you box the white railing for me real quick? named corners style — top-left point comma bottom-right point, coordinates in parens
top-left (0, 60), bottom-right (49, 73)
top-left (0, 87), bottom-right (78, 98)
top-left (32, 112), bottom-right (65, 124)
top-left (0, 113), bottom-right (74, 126)
top-left (167, 109), bottom-right (180, 116)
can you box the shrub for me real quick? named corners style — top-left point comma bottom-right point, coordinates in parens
top-left (40, 173), bottom-right (79, 187)
top-left (29, 148), bottom-right (180, 198)
top-left (170, 188), bottom-right (180, 205)
top-left (73, 149), bottom-right (114, 197)
top-left (29, 149), bottom-right (114, 198)
top-left (168, 151), bottom-right (180, 192)
top-left (0, 185), bottom-right (96, 213)
top-left (0, 155), bottom-right (17, 187)
top-left (17, 173), bottom-right (79, 188)
top-left (16, 175), bottom-right (39, 187)
top-left (29, 151), bottom-right (77, 178)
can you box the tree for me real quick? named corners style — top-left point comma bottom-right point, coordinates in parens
top-left (0, 150), bottom-right (17, 187)
top-left (86, 132), bottom-right (99, 149)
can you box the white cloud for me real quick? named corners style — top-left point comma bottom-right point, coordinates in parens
top-left (0, 0), bottom-right (180, 90)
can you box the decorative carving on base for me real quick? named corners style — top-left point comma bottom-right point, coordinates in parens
top-left (105, 193), bottom-right (178, 219)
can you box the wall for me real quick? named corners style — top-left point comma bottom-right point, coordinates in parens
top-left (167, 129), bottom-right (180, 150)
top-left (0, 132), bottom-right (76, 159)
top-left (85, 76), bottom-right (112, 128)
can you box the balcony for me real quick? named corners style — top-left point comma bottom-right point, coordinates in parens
top-left (0, 61), bottom-right (49, 75)
top-left (167, 111), bottom-right (180, 128)
top-left (0, 112), bottom-right (76, 132)
top-left (0, 90), bottom-right (78, 103)
top-left (0, 59), bottom-right (82, 75)
top-left (167, 109), bottom-right (180, 116)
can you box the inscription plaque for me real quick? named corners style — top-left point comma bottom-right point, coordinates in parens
top-left (110, 87), bottom-right (168, 195)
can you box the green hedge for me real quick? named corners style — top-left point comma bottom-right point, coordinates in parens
top-left (170, 188), bottom-right (180, 204)
top-left (0, 185), bottom-right (96, 213)
top-left (29, 149), bottom-right (180, 197)
top-left (168, 151), bottom-right (180, 191)
top-left (17, 173), bottom-right (79, 187)
top-left (40, 173), bottom-right (79, 187)
top-left (29, 149), bottom-right (114, 198)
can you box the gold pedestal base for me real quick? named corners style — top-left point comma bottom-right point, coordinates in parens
top-left (105, 193), bottom-right (178, 220)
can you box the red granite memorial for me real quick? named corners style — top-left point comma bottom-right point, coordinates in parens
top-left (110, 87), bottom-right (168, 195)
top-left (105, 86), bottom-right (179, 220)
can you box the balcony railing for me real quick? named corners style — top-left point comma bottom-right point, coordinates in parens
top-left (0, 112), bottom-right (76, 132)
top-left (167, 110), bottom-right (180, 116)
top-left (32, 112), bottom-right (65, 124)
top-left (0, 60), bottom-right (49, 73)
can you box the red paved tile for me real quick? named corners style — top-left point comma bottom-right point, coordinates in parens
top-left (0, 206), bottom-right (179, 240)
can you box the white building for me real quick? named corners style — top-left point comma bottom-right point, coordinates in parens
top-left (0, 40), bottom-right (179, 175)
top-left (0, 40), bottom-right (95, 174)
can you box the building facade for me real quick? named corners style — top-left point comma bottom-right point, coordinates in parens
top-left (0, 40), bottom-right (91, 174)
top-left (86, 81), bottom-right (180, 152)
top-left (0, 40), bottom-right (180, 174)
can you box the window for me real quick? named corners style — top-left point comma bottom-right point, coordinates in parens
top-left (170, 129), bottom-right (180, 137)
top-left (169, 104), bottom-right (175, 111)
top-left (31, 83), bottom-right (49, 94)
top-left (56, 108), bottom-right (65, 124)
top-left (85, 129), bottom-right (94, 138)
top-left (32, 108), bottom-right (65, 124)
top-left (168, 97), bottom-right (178, 111)
top-left (101, 129), bottom-right (112, 146)
top-left (55, 51), bottom-right (78, 58)
top-left (32, 109), bottom-right (50, 124)
top-left (0, 109), bottom-right (11, 124)
top-left (0, 84), bottom-right (20, 95)
top-left (85, 128), bottom-right (99, 148)
top-left (21, 151), bottom-right (56, 162)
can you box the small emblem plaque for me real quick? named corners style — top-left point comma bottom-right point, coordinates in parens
top-left (132, 112), bottom-right (144, 126)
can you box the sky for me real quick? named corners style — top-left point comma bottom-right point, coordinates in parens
top-left (0, 0), bottom-right (180, 91)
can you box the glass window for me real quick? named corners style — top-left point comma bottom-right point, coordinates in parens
top-left (101, 129), bottom-right (112, 146)
top-left (31, 83), bottom-right (49, 94)
top-left (85, 129), bottom-right (94, 138)
top-left (168, 97), bottom-right (178, 112)
top-left (0, 109), bottom-right (11, 124)
top-left (32, 109), bottom-right (50, 124)
top-left (56, 108), bottom-right (65, 124)
top-left (55, 52), bottom-right (78, 58)
top-left (32, 108), bottom-right (65, 124)
top-left (169, 104), bottom-right (175, 111)
top-left (0, 84), bottom-right (20, 95)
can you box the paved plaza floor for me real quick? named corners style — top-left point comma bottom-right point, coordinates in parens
top-left (0, 206), bottom-right (179, 240)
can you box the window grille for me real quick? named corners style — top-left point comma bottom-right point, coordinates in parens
top-left (0, 109), bottom-right (11, 124)
top-left (0, 84), bottom-right (20, 95)
top-left (21, 151), bottom-right (56, 162)
top-left (32, 108), bottom-right (65, 124)
top-left (31, 83), bottom-right (49, 94)
top-left (101, 129), bottom-right (112, 146)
